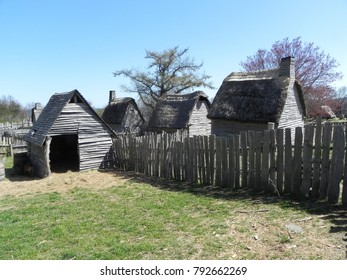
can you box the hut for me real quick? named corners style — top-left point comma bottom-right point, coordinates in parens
top-left (208, 57), bottom-right (306, 136)
top-left (25, 89), bottom-right (116, 178)
top-left (147, 91), bottom-right (211, 135)
top-left (101, 91), bottom-right (145, 134)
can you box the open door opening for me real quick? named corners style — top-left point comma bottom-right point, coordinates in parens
top-left (49, 135), bottom-right (79, 172)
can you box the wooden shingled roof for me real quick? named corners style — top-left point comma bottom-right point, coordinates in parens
top-left (147, 91), bottom-right (210, 130)
top-left (25, 89), bottom-right (115, 146)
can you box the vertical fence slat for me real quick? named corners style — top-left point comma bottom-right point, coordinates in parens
top-left (235, 134), bottom-right (240, 189)
top-left (269, 129), bottom-right (276, 192)
top-left (204, 136), bottom-right (211, 185)
top-left (261, 130), bottom-right (270, 191)
top-left (255, 132), bottom-right (262, 190)
top-left (215, 137), bottom-right (222, 187)
top-left (221, 137), bottom-right (228, 187)
top-left (209, 135), bottom-right (216, 186)
top-left (343, 127), bottom-right (347, 207)
top-left (320, 123), bottom-right (332, 199)
top-left (228, 136), bottom-right (235, 189)
top-left (284, 128), bottom-right (293, 193)
top-left (241, 132), bottom-right (248, 189)
top-left (248, 131), bottom-right (255, 189)
top-left (276, 129), bottom-right (284, 194)
top-left (328, 126), bottom-right (345, 204)
top-left (301, 126), bottom-right (314, 196)
top-left (292, 127), bottom-right (303, 195)
top-left (312, 118), bottom-right (322, 197)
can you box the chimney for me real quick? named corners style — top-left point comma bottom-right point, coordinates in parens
top-left (279, 56), bottom-right (295, 79)
top-left (35, 103), bottom-right (42, 110)
top-left (109, 90), bottom-right (116, 104)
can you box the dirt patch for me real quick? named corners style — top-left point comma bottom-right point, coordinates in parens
top-left (0, 170), bottom-right (128, 198)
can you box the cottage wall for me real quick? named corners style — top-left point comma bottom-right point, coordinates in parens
top-left (121, 103), bottom-right (143, 134)
top-left (47, 102), bottom-right (114, 171)
top-left (28, 139), bottom-right (51, 178)
top-left (188, 100), bottom-right (211, 136)
top-left (211, 119), bottom-right (268, 136)
top-left (278, 81), bottom-right (305, 130)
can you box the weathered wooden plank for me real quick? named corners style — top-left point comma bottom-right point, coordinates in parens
top-left (204, 136), bottom-right (211, 185)
top-left (240, 131), bottom-right (248, 188)
top-left (215, 137), bottom-right (222, 187)
top-left (312, 118), bottom-right (322, 197)
top-left (209, 135), bottom-right (216, 186)
top-left (292, 127), bottom-right (303, 195)
top-left (276, 129), bottom-right (284, 194)
top-left (261, 130), bottom-right (270, 191)
top-left (319, 123), bottom-right (332, 199)
top-left (247, 131), bottom-right (255, 189)
top-left (269, 129), bottom-right (276, 192)
top-left (228, 136), bottom-right (235, 189)
top-left (234, 134), bottom-right (240, 189)
top-left (221, 137), bottom-right (228, 187)
top-left (301, 126), bottom-right (314, 196)
top-left (255, 132), bottom-right (262, 190)
top-left (327, 126), bottom-right (345, 204)
top-left (343, 126), bottom-right (347, 207)
top-left (284, 128), bottom-right (293, 193)
top-left (184, 137), bottom-right (189, 181)
top-left (189, 137), bottom-right (194, 183)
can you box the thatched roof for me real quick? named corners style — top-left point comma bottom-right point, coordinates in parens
top-left (147, 91), bottom-right (211, 130)
top-left (101, 97), bottom-right (144, 125)
top-left (26, 89), bottom-right (115, 146)
top-left (208, 58), bottom-right (306, 124)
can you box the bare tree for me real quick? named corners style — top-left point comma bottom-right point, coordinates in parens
top-left (240, 37), bottom-right (343, 116)
top-left (0, 95), bottom-right (28, 123)
top-left (113, 46), bottom-right (214, 112)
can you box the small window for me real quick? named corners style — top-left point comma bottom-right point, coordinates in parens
top-left (69, 95), bottom-right (83, 103)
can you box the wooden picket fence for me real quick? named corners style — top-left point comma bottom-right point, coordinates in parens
top-left (0, 137), bottom-right (27, 157)
top-left (114, 119), bottom-right (347, 206)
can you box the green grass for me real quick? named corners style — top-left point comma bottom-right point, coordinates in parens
top-left (0, 172), bottom-right (345, 260)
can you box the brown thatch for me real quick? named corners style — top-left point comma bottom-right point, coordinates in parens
top-left (101, 97), bottom-right (144, 125)
top-left (208, 58), bottom-right (306, 124)
top-left (147, 91), bottom-right (211, 130)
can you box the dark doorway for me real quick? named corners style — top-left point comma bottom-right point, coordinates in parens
top-left (50, 135), bottom-right (79, 172)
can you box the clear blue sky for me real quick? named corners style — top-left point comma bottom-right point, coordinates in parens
top-left (1, 0), bottom-right (346, 108)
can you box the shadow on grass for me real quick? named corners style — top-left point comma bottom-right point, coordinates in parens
top-left (113, 169), bottom-right (347, 236)
top-left (4, 167), bottom-right (38, 182)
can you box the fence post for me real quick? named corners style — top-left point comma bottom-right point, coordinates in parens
top-left (328, 126), bottom-right (345, 204)
top-left (301, 125), bottom-right (314, 196)
top-left (312, 118), bottom-right (322, 197)
top-left (343, 126), bottom-right (347, 207)
top-left (284, 128), bottom-right (292, 193)
top-left (276, 129), bottom-right (284, 194)
top-left (319, 123), bottom-right (332, 199)
top-left (292, 127), bottom-right (303, 195)
top-left (255, 132), bottom-right (262, 190)
top-left (261, 130), bottom-right (270, 191)
top-left (241, 131), bottom-right (248, 188)
top-left (247, 131), bottom-right (255, 189)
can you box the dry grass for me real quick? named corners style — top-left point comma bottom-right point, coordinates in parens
top-left (0, 170), bottom-right (128, 198)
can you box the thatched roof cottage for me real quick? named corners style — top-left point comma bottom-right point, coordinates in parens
top-left (102, 91), bottom-right (144, 134)
top-left (147, 91), bottom-right (211, 135)
top-left (25, 89), bottom-right (116, 178)
top-left (208, 57), bottom-right (306, 136)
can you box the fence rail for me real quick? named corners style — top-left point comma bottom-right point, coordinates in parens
top-left (114, 119), bottom-right (347, 207)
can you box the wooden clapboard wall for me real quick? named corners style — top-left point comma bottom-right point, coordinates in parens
top-left (26, 90), bottom-right (116, 177)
